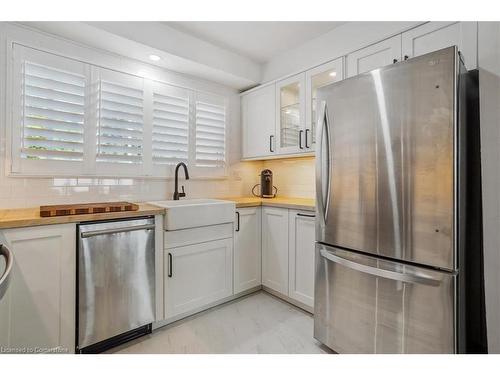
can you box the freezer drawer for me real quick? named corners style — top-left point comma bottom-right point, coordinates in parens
top-left (314, 243), bottom-right (456, 353)
top-left (78, 218), bottom-right (155, 350)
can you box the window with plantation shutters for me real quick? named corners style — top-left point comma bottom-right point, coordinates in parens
top-left (10, 43), bottom-right (229, 178)
top-left (97, 76), bottom-right (144, 164)
top-left (21, 61), bottom-right (86, 162)
top-left (195, 98), bottom-right (226, 168)
top-left (152, 85), bottom-right (189, 165)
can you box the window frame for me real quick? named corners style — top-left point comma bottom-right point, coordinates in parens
top-left (192, 91), bottom-right (228, 178)
top-left (150, 81), bottom-right (191, 178)
top-left (5, 30), bottom-right (231, 179)
top-left (11, 44), bottom-right (90, 176)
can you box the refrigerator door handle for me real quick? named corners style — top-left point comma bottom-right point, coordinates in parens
top-left (319, 248), bottom-right (441, 286)
top-left (316, 100), bottom-right (331, 224)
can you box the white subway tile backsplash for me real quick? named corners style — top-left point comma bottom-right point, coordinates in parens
top-left (0, 152), bottom-right (316, 208)
top-left (263, 157), bottom-right (315, 199)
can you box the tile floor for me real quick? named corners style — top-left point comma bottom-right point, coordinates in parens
top-left (108, 291), bottom-right (330, 354)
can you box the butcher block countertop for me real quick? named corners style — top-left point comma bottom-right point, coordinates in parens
top-left (0, 203), bottom-right (165, 229)
top-left (224, 197), bottom-right (315, 211)
top-left (0, 197), bottom-right (314, 229)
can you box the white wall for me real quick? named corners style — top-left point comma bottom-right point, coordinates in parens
top-left (261, 21), bottom-right (420, 82)
top-left (478, 21), bottom-right (500, 354)
top-left (22, 22), bottom-right (261, 90)
top-left (0, 23), bottom-right (262, 208)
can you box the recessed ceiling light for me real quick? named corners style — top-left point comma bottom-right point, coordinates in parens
top-left (149, 54), bottom-right (161, 61)
top-left (329, 71), bottom-right (337, 77)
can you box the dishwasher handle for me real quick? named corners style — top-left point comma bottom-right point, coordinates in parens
top-left (81, 224), bottom-right (155, 238)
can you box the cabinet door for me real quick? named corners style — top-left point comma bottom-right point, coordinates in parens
top-left (347, 35), bottom-right (402, 77)
top-left (241, 84), bottom-right (276, 158)
top-left (164, 238), bottom-right (233, 319)
top-left (0, 224), bottom-right (75, 353)
top-left (402, 22), bottom-right (477, 69)
top-left (276, 73), bottom-right (306, 155)
top-left (234, 207), bottom-right (262, 294)
top-left (288, 210), bottom-right (316, 308)
top-left (262, 207), bottom-right (289, 295)
top-left (305, 57), bottom-right (344, 151)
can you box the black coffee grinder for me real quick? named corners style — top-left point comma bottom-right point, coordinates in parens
top-left (252, 169), bottom-right (277, 198)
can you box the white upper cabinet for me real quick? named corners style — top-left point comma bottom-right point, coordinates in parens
top-left (347, 35), bottom-right (402, 77)
top-left (402, 22), bottom-right (477, 69)
top-left (241, 84), bottom-right (276, 159)
top-left (234, 207), bottom-right (262, 294)
top-left (262, 207), bottom-right (289, 295)
top-left (288, 210), bottom-right (316, 309)
top-left (305, 58), bottom-right (344, 151)
top-left (275, 73), bottom-right (307, 155)
top-left (0, 224), bottom-right (76, 353)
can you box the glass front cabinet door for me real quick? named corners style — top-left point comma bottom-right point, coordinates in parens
top-left (305, 57), bottom-right (344, 151)
top-left (275, 73), bottom-right (306, 155)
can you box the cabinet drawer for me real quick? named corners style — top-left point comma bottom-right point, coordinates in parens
top-left (164, 223), bottom-right (233, 249)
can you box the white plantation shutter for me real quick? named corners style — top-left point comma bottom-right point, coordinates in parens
top-left (11, 45), bottom-right (88, 175)
top-left (152, 84), bottom-right (189, 165)
top-left (22, 62), bottom-right (85, 161)
top-left (10, 45), bottom-right (230, 178)
top-left (195, 96), bottom-right (226, 169)
top-left (97, 75), bottom-right (144, 164)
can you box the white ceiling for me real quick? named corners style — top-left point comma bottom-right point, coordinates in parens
top-left (166, 21), bottom-right (347, 63)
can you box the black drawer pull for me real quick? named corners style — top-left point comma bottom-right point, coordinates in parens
top-left (297, 213), bottom-right (315, 218)
top-left (168, 253), bottom-right (173, 277)
top-left (269, 135), bottom-right (274, 152)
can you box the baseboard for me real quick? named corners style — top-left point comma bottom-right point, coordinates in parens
top-left (152, 285), bottom-right (262, 330)
top-left (262, 286), bottom-right (314, 314)
top-left (152, 284), bottom-right (313, 331)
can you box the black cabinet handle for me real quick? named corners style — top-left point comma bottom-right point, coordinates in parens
top-left (299, 130), bottom-right (304, 149)
top-left (269, 135), bottom-right (274, 152)
top-left (305, 129), bottom-right (310, 148)
top-left (236, 211), bottom-right (240, 232)
top-left (297, 213), bottom-right (315, 218)
top-left (168, 253), bottom-right (173, 277)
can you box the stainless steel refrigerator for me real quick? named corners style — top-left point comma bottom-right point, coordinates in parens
top-left (314, 46), bottom-right (484, 354)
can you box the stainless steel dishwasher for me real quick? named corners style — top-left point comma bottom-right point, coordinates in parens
top-left (77, 217), bottom-right (155, 353)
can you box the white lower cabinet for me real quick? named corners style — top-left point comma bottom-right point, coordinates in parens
top-left (262, 207), bottom-right (289, 295)
top-left (261, 207), bottom-right (316, 311)
top-left (0, 224), bottom-right (76, 353)
top-left (288, 210), bottom-right (316, 309)
top-left (234, 207), bottom-right (261, 294)
top-left (164, 238), bottom-right (233, 320)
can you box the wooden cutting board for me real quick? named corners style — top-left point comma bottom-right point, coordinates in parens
top-left (40, 202), bottom-right (139, 217)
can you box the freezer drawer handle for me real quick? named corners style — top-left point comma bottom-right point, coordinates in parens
top-left (319, 249), bottom-right (441, 286)
top-left (81, 224), bottom-right (156, 238)
top-left (0, 244), bottom-right (14, 300)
